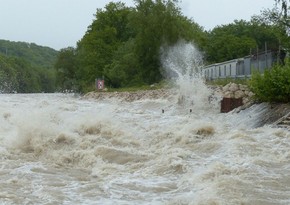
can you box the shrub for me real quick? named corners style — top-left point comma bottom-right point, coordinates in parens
top-left (249, 60), bottom-right (290, 102)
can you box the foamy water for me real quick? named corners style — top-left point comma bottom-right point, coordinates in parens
top-left (1, 93), bottom-right (290, 205)
top-left (1, 42), bottom-right (290, 204)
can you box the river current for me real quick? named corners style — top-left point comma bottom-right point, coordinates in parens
top-left (1, 92), bottom-right (290, 205)
top-left (2, 42), bottom-right (290, 204)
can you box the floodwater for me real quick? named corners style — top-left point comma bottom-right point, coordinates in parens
top-left (1, 42), bottom-right (290, 204)
top-left (1, 92), bottom-right (290, 205)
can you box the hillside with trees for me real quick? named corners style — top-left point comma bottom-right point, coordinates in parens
top-left (0, 40), bottom-right (58, 93)
top-left (0, 40), bottom-right (58, 68)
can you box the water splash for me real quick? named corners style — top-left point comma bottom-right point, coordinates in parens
top-left (160, 40), bottom-right (215, 110)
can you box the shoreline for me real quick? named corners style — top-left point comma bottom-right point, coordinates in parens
top-left (83, 85), bottom-right (290, 128)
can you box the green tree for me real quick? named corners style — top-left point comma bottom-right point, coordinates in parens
top-left (129, 0), bottom-right (205, 84)
top-left (0, 40), bottom-right (58, 93)
top-left (38, 68), bottom-right (56, 93)
top-left (248, 1), bottom-right (290, 103)
top-left (76, 2), bottom-right (134, 91)
top-left (0, 55), bottom-right (18, 92)
top-left (205, 20), bottom-right (281, 63)
top-left (275, 0), bottom-right (289, 18)
top-left (0, 40), bottom-right (58, 69)
top-left (55, 47), bottom-right (78, 91)
top-left (251, 0), bottom-right (289, 53)
top-left (0, 54), bottom-right (47, 93)
top-left (104, 39), bottom-right (141, 87)
top-left (62, 1), bottom-right (205, 91)
top-left (12, 58), bottom-right (41, 93)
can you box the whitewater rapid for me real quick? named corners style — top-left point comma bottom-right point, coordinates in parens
top-left (0, 93), bottom-right (290, 205)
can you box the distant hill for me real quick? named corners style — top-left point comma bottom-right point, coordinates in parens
top-left (0, 39), bottom-right (58, 69)
top-left (0, 39), bottom-right (58, 93)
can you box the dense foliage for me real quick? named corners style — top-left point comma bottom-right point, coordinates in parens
top-left (247, 0), bottom-right (290, 103)
top-left (56, 0), bottom-right (205, 92)
top-left (204, 18), bottom-right (288, 64)
top-left (55, 47), bottom-right (77, 91)
top-left (54, 0), bottom-right (288, 93)
top-left (0, 40), bottom-right (57, 93)
top-left (75, 2), bottom-right (136, 91)
top-left (250, 60), bottom-right (290, 102)
top-left (0, 40), bottom-right (58, 68)
top-left (0, 0), bottom-right (287, 95)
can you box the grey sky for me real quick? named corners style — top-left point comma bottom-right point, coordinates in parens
top-left (0, 0), bottom-right (275, 50)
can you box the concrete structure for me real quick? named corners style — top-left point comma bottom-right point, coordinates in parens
top-left (203, 51), bottom-right (276, 80)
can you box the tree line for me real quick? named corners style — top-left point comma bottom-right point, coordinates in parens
top-left (56, 0), bottom-right (205, 92)
top-left (0, 0), bottom-right (288, 93)
top-left (55, 0), bottom-right (289, 93)
top-left (0, 40), bottom-right (57, 93)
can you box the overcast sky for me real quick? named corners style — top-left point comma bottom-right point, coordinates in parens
top-left (0, 0), bottom-right (275, 50)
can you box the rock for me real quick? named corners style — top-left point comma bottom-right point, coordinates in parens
top-left (243, 97), bottom-right (249, 104)
top-left (222, 84), bottom-right (230, 92)
top-left (229, 83), bottom-right (239, 92)
top-left (239, 84), bottom-right (247, 91)
top-left (219, 83), bottom-right (256, 111)
top-left (234, 90), bottom-right (245, 99)
top-left (248, 91), bottom-right (255, 98)
top-left (224, 91), bottom-right (234, 98)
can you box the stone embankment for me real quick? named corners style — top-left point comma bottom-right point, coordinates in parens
top-left (216, 83), bottom-right (290, 128)
top-left (212, 82), bottom-right (255, 109)
top-left (84, 83), bottom-right (254, 106)
top-left (84, 83), bottom-right (290, 129)
top-left (83, 89), bottom-right (175, 102)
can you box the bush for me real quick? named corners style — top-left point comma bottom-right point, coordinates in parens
top-left (249, 60), bottom-right (290, 102)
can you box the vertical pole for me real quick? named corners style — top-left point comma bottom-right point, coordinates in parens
top-left (257, 46), bottom-right (259, 72)
top-left (265, 42), bottom-right (268, 69)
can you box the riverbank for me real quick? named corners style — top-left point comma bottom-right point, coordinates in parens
top-left (83, 83), bottom-right (290, 127)
top-left (83, 88), bottom-right (176, 102)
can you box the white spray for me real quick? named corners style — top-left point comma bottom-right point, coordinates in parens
top-left (160, 40), bottom-right (217, 111)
